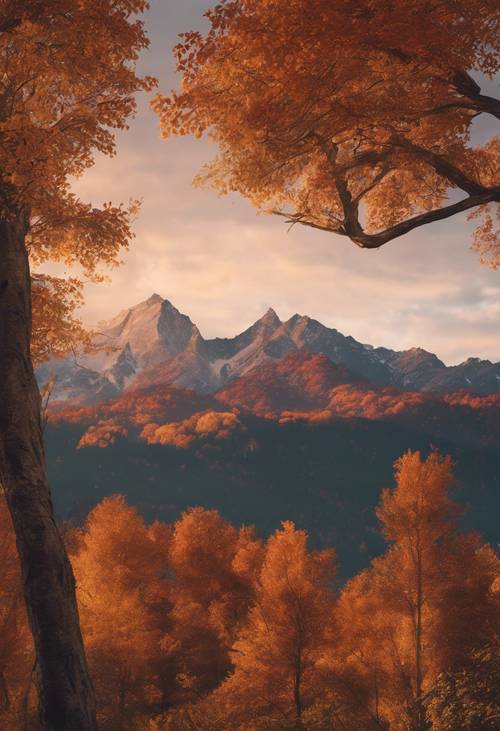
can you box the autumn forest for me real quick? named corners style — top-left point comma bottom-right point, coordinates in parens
top-left (1, 451), bottom-right (498, 730)
top-left (0, 1), bottom-right (499, 730)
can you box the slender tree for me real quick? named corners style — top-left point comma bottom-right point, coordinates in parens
top-left (214, 521), bottom-right (336, 729)
top-left (0, 2), bottom-right (153, 727)
top-left (155, 0), bottom-right (500, 265)
top-left (336, 451), bottom-right (499, 731)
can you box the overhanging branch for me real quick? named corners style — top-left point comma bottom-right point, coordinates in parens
top-left (392, 137), bottom-right (485, 195)
top-left (274, 186), bottom-right (500, 249)
top-left (452, 70), bottom-right (500, 121)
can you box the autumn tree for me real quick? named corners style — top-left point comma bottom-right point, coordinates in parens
top-left (155, 0), bottom-right (500, 265)
top-left (335, 451), bottom-right (499, 731)
top-left (69, 503), bottom-right (264, 728)
top-left (163, 508), bottom-right (263, 702)
top-left (213, 521), bottom-right (336, 729)
top-left (0, 2), bottom-right (153, 728)
top-left (68, 497), bottom-right (172, 730)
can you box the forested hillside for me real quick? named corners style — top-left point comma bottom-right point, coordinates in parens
top-left (45, 363), bottom-right (500, 579)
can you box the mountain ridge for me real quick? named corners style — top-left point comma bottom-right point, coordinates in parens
top-left (37, 294), bottom-right (500, 404)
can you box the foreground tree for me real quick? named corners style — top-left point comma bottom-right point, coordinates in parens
top-left (336, 451), bottom-right (499, 731)
top-left (214, 521), bottom-right (336, 729)
top-left (155, 0), bottom-right (500, 265)
top-left (0, 495), bottom-right (34, 728)
top-left (0, 2), bottom-right (153, 727)
top-left (69, 497), bottom-right (172, 730)
top-left (164, 508), bottom-right (263, 702)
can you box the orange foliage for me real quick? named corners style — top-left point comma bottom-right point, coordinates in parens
top-left (213, 522), bottom-right (336, 728)
top-left (278, 385), bottom-right (426, 423)
top-left (442, 390), bottom-right (500, 410)
top-left (77, 420), bottom-right (128, 449)
top-left (0, 2), bottom-right (155, 362)
top-left (161, 508), bottom-right (263, 703)
top-left (278, 409), bottom-right (333, 425)
top-left (68, 496), bottom-right (172, 730)
top-left (49, 385), bottom-right (216, 429)
top-left (141, 410), bottom-right (243, 448)
top-left (333, 452), bottom-right (499, 731)
top-left (0, 450), bottom-right (498, 730)
top-left (328, 384), bottom-right (426, 419)
top-left (1, 0), bottom-right (153, 262)
top-left (49, 352), bottom-right (500, 453)
top-left (155, 0), bottom-right (499, 262)
top-left (31, 275), bottom-right (91, 366)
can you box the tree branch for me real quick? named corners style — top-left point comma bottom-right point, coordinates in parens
top-left (0, 18), bottom-right (21, 34)
top-left (392, 137), bottom-right (485, 195)
top-left (452, 70), bottom-right (500, 120)
top-left (274, 186), bottom-right (500, 249)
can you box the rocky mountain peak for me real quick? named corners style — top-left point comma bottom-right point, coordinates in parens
top-left (462, 356), bottom-right (490, 367)
top-left (261, 307), bottom-right (281, 324)
top-left (157, 299), bottom-right (200, 358)
top-left (38, 295), bottom-right (500, 403)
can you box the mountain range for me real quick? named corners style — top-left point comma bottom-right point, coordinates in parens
top-left (38, 294), bottom-right (500, 404)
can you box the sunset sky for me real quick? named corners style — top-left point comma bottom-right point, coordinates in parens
top-left (65, 0), bottom-right (500, 365)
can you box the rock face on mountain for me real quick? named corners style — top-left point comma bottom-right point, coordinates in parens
top-left (38, 294), bottom-right (500, 404)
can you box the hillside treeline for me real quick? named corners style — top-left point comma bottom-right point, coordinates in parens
top-left (0, 451), bottom-right (498, 731)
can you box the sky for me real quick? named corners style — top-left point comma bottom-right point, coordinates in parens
top-left (63, 0), bottom-right (499, 366)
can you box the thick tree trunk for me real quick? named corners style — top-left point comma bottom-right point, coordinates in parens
top-left (0, 213), bottom-right (98, 730)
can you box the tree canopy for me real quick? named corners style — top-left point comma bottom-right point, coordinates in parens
top-left (0, 0), bottom-right (152, 259)
top-left (154, 0), bottom-right (500, 265)
top-left (0, 0), bottom-right (154, 361)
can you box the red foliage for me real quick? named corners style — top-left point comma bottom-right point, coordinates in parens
top-left (49, 384), bottom-right (216, 428)
top-left (49, 353), bottom-right (500, 450)
top-left (216, 351), bottom-right (359, 415)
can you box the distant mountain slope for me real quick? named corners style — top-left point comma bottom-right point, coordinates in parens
top-left (215, 352), bottom-right (360, 414)
top-left (50, 350), bottom-right (500, 453)
top-left (214, 352), bottom-right (500, 447)
top-left (37, 294), bottom-right (500, 403)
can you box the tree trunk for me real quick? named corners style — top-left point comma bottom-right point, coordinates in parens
top-left (414, 546), bottom-right (427, 731)
top-left (0, 212), bottom-right (98, 730)
top-left (293, 652), bottom-right (303, 729)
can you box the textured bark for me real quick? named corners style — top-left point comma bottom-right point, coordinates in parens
top-left (0, 212), bottom-right (98, 730)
